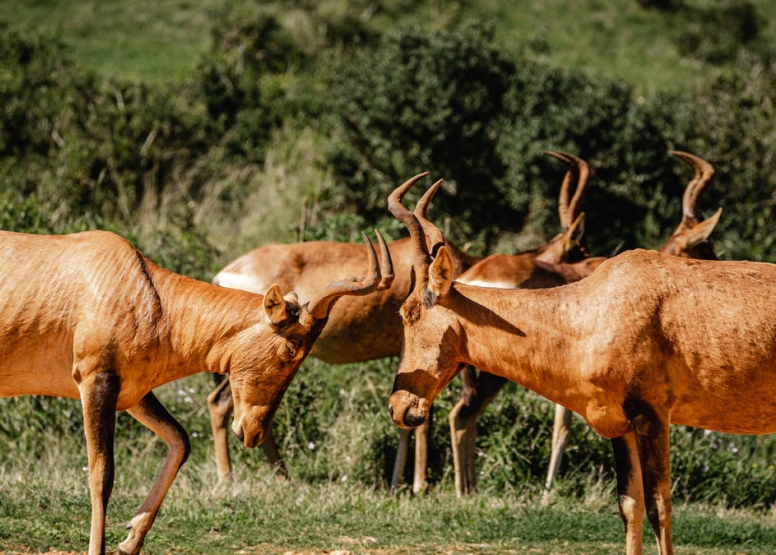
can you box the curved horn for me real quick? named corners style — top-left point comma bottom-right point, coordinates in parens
top-left (545, 151), bottom-right (575, 228)
top-left (305, 231), bottom-right (386, 320)
top-left (672, 150), bottom-right (715, 225)
top-left (414, 178), bottom-right (446, 258)
top-left (374, 229), bottom-right (394, 291)
top-left (565, 153), bottom-right (590, 223)
top-left (388, 172), bottom-right (431, 278)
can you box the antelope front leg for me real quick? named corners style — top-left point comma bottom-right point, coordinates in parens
top-left (612, 433), bottom-right (645, 555)
top-left (633, 418), bottom-right (673, 555)
top-left (260, 426), bottom-right (290, 480)
top-left (207, 376), bottom-right (234, 482)
top-left (118, 392), bottom-right (190, 555)
top-left (542, 404), bottom-right (573, 504)
top-left (79, 372), bottom-right (121, 555)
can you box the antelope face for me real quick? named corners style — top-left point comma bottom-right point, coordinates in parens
top-left (229, 289), bottom-right (327, 448)
top-left (389, 249), bottom-right (464, 429)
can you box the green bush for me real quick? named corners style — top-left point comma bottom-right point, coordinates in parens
top-left (325, 21), bottom-right (516, 251)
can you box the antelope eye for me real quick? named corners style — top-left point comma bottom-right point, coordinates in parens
top-left (285, 339), bottom-right (300, 359)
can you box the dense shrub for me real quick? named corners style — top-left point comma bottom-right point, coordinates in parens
top-left (325, 22), bottom-right (516, 251)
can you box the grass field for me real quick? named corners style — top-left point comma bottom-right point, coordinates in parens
top-left (3, 459), bottom-right (776, 555)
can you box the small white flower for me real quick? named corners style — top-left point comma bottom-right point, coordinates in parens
top-left (308, 442), bottom-right (315, 450)
top-left (341, 475), bottom-right (347, 482)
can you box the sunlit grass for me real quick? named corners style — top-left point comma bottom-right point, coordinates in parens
top-left (2, 458), bottom-right (776, 554)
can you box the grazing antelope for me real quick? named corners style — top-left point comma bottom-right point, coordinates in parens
top-left (0, 228), bottom-right (391, 555)
top-left (207, 160), bottom-right (594, 492)
top-left (386, 176), bottom-right (768, 555)
top-left (208, 176), bottom-right (480, 491)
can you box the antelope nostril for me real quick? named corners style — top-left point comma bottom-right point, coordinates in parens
top-left (232, 426), bottom-right (245, 443)
top-left (389, 405), bottom-right (394, 420)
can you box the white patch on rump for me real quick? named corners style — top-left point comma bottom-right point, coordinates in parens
top-left (212, 272), bottom-right (267, 294)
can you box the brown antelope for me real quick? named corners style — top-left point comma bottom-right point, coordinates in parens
top-left (541, 150), bottom-right (722, 502)
top-left (207, 175), bottom-right (480, 492)
top-left (207, 160), bottom-right (594, 492)
top-left (0, 228), bottom-right (391, 555)
top-left (386, 176), bottom-right (768, 555)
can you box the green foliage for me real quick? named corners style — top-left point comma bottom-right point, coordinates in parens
top-left (325, 22), bottom-right (516, 250)
top-left (675, 0), bottom-right (761, 65)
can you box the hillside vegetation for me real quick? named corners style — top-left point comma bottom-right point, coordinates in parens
top-left (2, 2), bottom-right (776, 550)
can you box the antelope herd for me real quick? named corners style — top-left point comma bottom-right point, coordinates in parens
top-left (2, 150), bottom-right (772, 555)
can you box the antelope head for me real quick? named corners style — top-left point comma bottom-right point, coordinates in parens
top-left (227, 231), bottom-right (394, 447)
top-left (659, 150), bottom-right (721, 259)
top-left (387, 174), bottom-right (466, 428)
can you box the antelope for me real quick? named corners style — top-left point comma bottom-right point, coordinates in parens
top-left (449, 151), bottom-right (722, 499)
top-left (207, 178), bottom-right (480, 492)
top-left (541, 150), bottom-right (722, 501)
top-left (207, 159), bottom-right (593, 492)
top-left (0, 228), bottom-right (391, 555)
top-left (386, 176), bottom-right (770, 555)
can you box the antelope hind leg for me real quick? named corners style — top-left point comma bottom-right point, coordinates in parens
top-left (118, 392), bottom-right (190, 555)
top-left (612, 433), bottom-right (645, 555)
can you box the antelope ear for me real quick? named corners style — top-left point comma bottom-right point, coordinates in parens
top-left (426, 246), bottom-right (453, 305)
top-left (686, 207), bottom-right (722, 248)
top-left (264, 284), bottom-right (289, 325)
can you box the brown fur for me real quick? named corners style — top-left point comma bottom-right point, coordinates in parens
top-left (0, 229), bottom-right (388, 555)
top-left (208, 234), bottom-right (477, 489)
top-left (388, 170), bottom-right (742, 555)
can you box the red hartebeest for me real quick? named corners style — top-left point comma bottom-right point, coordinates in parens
top-left (541, 150), bottom-right (721, 501)
top-left (0, 228), bottom-right (391, 555)
top-left (386, 176), bottom-right (764, 555)
top-left (206, 159), bottom-right (592, 492)
top-left (449, 150), bottom-right (722, 499)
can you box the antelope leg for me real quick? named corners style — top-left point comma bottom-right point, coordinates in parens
top-left (118, 392), bottom-right (190, 555)
top-left (542, 404), bottom-right (573, 504)
top-left (79, 371), bottom-right (121, 555)
top-left (612, 433), bottom-right (645, 555)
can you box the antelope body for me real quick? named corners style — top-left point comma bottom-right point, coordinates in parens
top-left (0, 228), bottom-right (390, 555)
top-left (387, 176), bottom-right (764, 555)
top-left (450, 151), bottom-right (722, 499)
